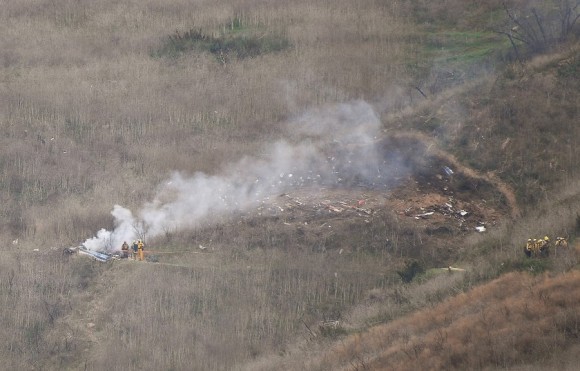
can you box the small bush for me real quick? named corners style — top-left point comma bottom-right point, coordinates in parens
top-left (156, 29), bottom-right (212, 58)
top-left (155, 22), bottom-right (290, 61)
top-left (318, 322), bottom-right (347, 338)
top-left (397, 260), bottom-right (425, 283)
top-left (558, 55), bottom-right (580, 78)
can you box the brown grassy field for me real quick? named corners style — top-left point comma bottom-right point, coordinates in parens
top-left (0, 0), bottom-right (579, 370)
top-left (304, 270), bottom-right (580, 371)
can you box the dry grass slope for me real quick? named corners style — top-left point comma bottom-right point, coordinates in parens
top-left (0, 0), bottom-right (578, 370)
top-left (318, 271), bottom-right (580, 370)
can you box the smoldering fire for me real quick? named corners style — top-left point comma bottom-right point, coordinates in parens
top-left (82, 101), bottom-right (406, 251)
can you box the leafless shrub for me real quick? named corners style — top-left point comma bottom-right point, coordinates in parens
top-left (498, 0), bottom-right (580, 61)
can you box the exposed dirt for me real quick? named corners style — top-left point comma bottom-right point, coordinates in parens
top-left (236, 133), bottom-right (514, 261)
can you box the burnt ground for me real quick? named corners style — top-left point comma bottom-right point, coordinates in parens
top-left (212, 136), bottom-right (513, 266)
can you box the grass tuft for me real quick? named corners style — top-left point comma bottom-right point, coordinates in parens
top-left (154, 17), bottom-right (290, 61)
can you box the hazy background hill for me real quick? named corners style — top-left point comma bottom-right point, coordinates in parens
top-left (0, 0), bottom-right (579, 370)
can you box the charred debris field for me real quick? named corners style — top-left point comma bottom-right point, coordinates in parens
top-left (211, 135), bottom-right (513, 262)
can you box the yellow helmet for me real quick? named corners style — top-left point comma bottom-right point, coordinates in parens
top-left (544, 236), bottom-right (549, 241)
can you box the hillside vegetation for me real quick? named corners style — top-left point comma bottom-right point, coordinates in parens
top-left (0, 0), bottom-right (579, 370)
top-left (309, 270), bottom-right (580, 370)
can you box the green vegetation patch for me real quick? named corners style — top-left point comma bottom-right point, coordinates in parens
top-left (404, 28), bottom-right (511, 93)
top-left (425, 31), bottom-right (506, 66)
top-left (397, 259), bottom-right (425, 283)
top-left (154, 17), bottom-right (290, 61)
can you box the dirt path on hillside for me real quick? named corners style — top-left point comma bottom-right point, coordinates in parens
top-left (388, 131), bottom-right (521, 218)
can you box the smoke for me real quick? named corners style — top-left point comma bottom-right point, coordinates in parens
top-left (82, 205), bottom-right (136, 251)
top-left (83, 101), bottom-right (395, 251)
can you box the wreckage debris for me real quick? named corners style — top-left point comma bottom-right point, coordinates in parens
top-left (77, 246), bottom-right (113, 262)
top-left (443, 266), bottom-right (466, 272)
top-left (443, 166), bottom-right (454, 176)
top-left (62, 245), bottom-right (115, 262)
top-left (63, 246), bottom-right (78, 255)
top-left (400, 196), bottom-right (493, 234)
top-left (415, 211), bottom-right (434, 219)
top-left (254, 193), bottom-right (375, 220)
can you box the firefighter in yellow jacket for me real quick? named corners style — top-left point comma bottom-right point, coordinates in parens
top-left (539, 236), bottom-right (550, 257)
top-left (137, 240), bottom-right (145, 261)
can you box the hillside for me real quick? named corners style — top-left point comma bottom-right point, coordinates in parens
top-left (0, 1), bottom-right (579, 370)
top-left (252, 270), bottom-right (580, 370)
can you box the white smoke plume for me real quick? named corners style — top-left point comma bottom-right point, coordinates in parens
top-left (82, 205), bottom-right (136, 251)
top-left (83, 101), bottom-right (392, 252)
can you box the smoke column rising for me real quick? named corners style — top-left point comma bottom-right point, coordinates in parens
top-left (83, 101), bottom-right (387, 251)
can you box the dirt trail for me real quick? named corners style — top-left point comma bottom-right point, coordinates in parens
top-left (388, 131), bottom-right (521, 218)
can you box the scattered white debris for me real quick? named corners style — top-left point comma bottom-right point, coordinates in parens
top-left (443, 266), bottom-right (466, 272)
top-left (475, 226), bottom-right (486, 232)
top-left (415, 212), bottom-right (434, 219)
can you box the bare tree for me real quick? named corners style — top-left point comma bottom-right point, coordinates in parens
top-left (498, 0), bottom-right (579, 60)
top-left (558, 0), bottom-right (580, 40)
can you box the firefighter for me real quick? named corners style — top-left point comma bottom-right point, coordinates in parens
top-left (555, 237), bottom-right (568, 248)
top-left (524, 238), bottom-right (533, 258)
top-left (531, 239), bottom-right (538, 256)
top-left (539, 236), bottom-right (550, 257)
top-left (137, 240), bottom-right (145, 261)
top-left (121, 241), bottom-right (129, 259)
top-left (131, 240), bottom-right (138, 260)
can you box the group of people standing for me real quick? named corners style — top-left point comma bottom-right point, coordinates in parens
top-left (524, 236), bottom-right (568, 258)
top-left (121, 240), bottom-right (145, 261)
